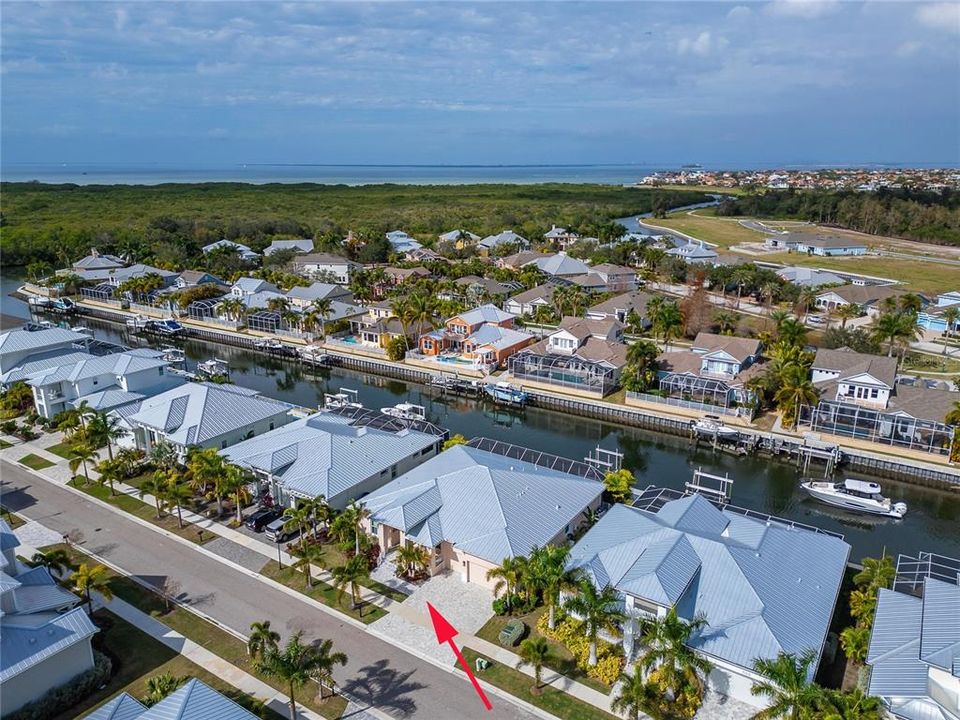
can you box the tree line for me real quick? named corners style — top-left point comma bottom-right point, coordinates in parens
top-left (0, 182), bottom-right (708, 267)
top-left (716, 188), bottom-right (960, 246)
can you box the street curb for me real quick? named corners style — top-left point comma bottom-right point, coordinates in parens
top-left (16, 462), bottom-right (369, 631)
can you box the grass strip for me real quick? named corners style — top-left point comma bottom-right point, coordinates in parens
top-left (458, 648), bottom-right (618, 720)
top-left (261, 560), bottom-right (387, 624)
top-left (45, 441), bottom-right (79, 460)
top-left (67, 477), bottom-right (214, 545)
top-left (18, 452), bottom-right (54, 470)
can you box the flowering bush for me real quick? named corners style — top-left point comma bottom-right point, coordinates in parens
top-left (537, 612), bottom-right (624, 686)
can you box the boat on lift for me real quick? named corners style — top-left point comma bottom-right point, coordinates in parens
top-left (800, 478), bottom-right (908, 518)
top-left (690, 415), bottom-right (739, 441)
top-left (27, 296), bottom-right (53, 309)
top-left (22, 320), bottom-right (57, 331)
top-left (484, 381), bottom-right (528, 405)
top-left (197, 357), bottom-right (230, 378)
top-left (159, 346), bottom-right (186, 366)
top-left (323, 388), bottom-right (362, 411)
top-left (147, 319), bottom-right (185, 337)
top-left (126, 315), bottom-right (151, 330)
top-left (380, 402), bottom-right (426, 421)
top-left (49, 297), bottom-right (76, 313)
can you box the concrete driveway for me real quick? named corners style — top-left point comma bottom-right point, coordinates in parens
top-left (370, 571), bottom-right (494, 665)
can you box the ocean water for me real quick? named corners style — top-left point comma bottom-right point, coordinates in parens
top-left (0, 163), bottom-right (663, 186)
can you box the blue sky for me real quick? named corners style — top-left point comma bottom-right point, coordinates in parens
top-left (2, 1), bottom-right (958, 167)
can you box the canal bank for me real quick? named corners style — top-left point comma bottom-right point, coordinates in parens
top-left (4, 281), bottom-right (958, 563)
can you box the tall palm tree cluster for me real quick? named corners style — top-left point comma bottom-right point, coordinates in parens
top-left (870, 300), bottom-right (922, 359)
top-left (646, 296), bottom-right (684, 350)
top-left (487, 545), bottom-right (583, 628)
top-left (747, 316), bottom-right (817, 427)
top-left (839, 554), bottom-right (895, 666)
top-left (248, 621), bottom-right (347, 720)
top-left (621, 339), bottom-right (660, 393)
top-left (116, 272), bottom-right (166, 303)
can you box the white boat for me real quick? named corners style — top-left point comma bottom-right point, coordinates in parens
top-left (160, 346), bottom-right (185, 365)
top-left (800, 478), bottom-right (907, 518)
top-left (197, 358), bottom-right (230, 377)
top-left (484, 381), bottom-right (528, 405)
top-left (380, 402), bottom-right (426, 421)
top-left (27, 296), bottom-right (53, 309)
top-left (324, 388), bottom-right (362, 411)
top-left (126, 315), bottom-right (151, 330)
top-left (691, 415), bottom-right (739, 440)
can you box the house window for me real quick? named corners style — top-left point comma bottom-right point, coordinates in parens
top-left (221, 440), bottom-right (228, 449)
top-left (434, 544), bottom-right (443, 565)
top-left (269, 422), bottom-right (274, 430)
top-left (870, 388), bottom-right (879, 399)
top-left (158, 368), bottom-right (164, 376)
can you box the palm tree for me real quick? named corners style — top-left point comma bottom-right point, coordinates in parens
top-left (341, 500), bottom-right (369, 555)
top-left (487, 556), bottom-right (525, 612)
top-left (777, 318), bottom-right (808, 349)
top-left (732, 266), bottom-right (753, 309)
top-left (839, 625), bottom-right (870, 664)
top-left (91, 411), bottom-right (125, 462)
top-left (223, 464), bottom-right (252, 524)
top-left (519, 637), bottom-right (550, 695)
top-left (255, 631), bottom-right (326, 720)
top-left (140, 471), bottom-right (169, 519)
top-left (247, 619), bottom-right (280, 659)
top-left (530, 545), bottom-right (582, 630)
top-left (72, 562), bottom-right (113, 614)
top-left (796, 288), bottom-right (818, 320)
top-left (773, 363), bottom-right (819, 429)
top-left (68, 443), bottom-right (101, 486)
top-left (96, 458), bottom-right (123, 496)
top-left (30, 548), bottom-right (71, 577)
top-left (283, 504), bottom-right (311, 542)
top-left (853, 554), bottom-right (895, 593)
top-left (164, 479), bottom-right (194, 529)
top-left (563, 580), bottom-right (625, 666)
top-left (816, 688), bottom-right (884, 720)
top-left (714, 310), bottom-right (738, 335)
top-left (942, 307), bottom-right (960, 354)
top-left (749, 649), bottom-right (821, 720)
top-left (611, 665), bottom-right (662, 720)
top-left (946, 400), bottom-right (960, 426)
top-left (638, 608), bottom-right (713, 709)
top-left (304, 495), bottom-right (330, 539)
top-left (311, 637), bottom-right (348, 700)
top-left (292, 542), bottom-right (326, 588)
top-left (770, 309), bottom-right (790, 333)
top-left (150, 440), bottom-right (179, 473)
top-left (836, 303), bottom-right (860, 328)
top-left (871, 312), bottom-right (912, 357)
top-left (409, 292), bottom-right (439, 338)
top-left (395, 543), bottom-right (430, 580)
top-left (653, 301), bottom-right (683, 351)
top-left (310, 298), bottom-right (334, 338)
top-left (142, 673), bottom-right (186, 706)
top-left (330, 555), bottom-right (369, 616)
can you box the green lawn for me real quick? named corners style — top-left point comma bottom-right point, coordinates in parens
top-left (296, 538), bottom-right (408, 601)
top-left (45, 441), bottom-right (79, 460)
top-left (67, 478), bottom-right (214, 545)
top-left (58, 610), bottom-right (286, 720)
top-left (476, 607), bottom-right (611, 694)
top-left (48, 545), bottom-right (349, 720)
top-left (459, 648), bottom-right (618, 720)
top-left (649, 210), bottom-right (766, 249)
top-left (260, 560), bottom-right (387, 624)
top-left (1, 506), bottom-right (26, 529)
top-left (18, 453), bottom-right (54, 470)
top-left (0, 439), bottom-right (13, 449)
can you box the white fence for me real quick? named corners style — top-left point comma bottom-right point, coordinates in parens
top-left (626, 392), bottom-right (744, 418)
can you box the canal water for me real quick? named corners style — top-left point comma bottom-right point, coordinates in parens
top-left (2, 271), bottom-right (958, 563)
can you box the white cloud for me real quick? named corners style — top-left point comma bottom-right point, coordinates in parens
top-left (896, 40), bottom-right (923, 58)
top-left (727, 6), bottom-right (753, 22)
top-left (765, 0), bottom-right (840, 19)
top-left (677, 31), bottom-right (726, 56)
top-left (114, 7), bottom-right (128, 32)
top-left (915, 3), bottom-right (960, 34)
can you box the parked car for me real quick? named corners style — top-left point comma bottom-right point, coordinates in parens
top-left (265, 516), bottom-right (296, 543)
top-left (245, 507), bottom-right (281, 533)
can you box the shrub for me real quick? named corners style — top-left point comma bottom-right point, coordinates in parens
top-left (537, 612), bottom-right (624, 685)
top-left (8, 651), bottom-right (112, 720)
top-left (385, 336), bottom-right (408, 362)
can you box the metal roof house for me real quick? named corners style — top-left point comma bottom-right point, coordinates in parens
top-left (0, 327), bottom-right (89, 375)
top-left (84, 678), bottom-right (261, 720)
top-left (263, 238), bottom-right (314, 256)
top-left (224, 407), bottom-right (447, 510)
top-left (866, 553), bottom-right (960, 720)
top-left (117, 382), bottom-right (295, 456)
top-left (566, 495), bottom-right (850, 708)
top-left (478, 230), bottom-right (529, 256)
top-left (666, 240), bottom-right (719, 264)
top-left (0, 519), bottom-right (99, 716)
top-left (363, 439), bottom-right (603, 590)
top-left (386, 230), bottom-right (423, 254)
top-left (201, 239), bottom-right (260, 262)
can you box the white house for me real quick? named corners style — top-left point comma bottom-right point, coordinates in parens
top-left (811, 348), bottom-right (897, 408)
top-left (567, 495), bottom-right (850, 709)
top-left (385, 231), bottom-right (423, 254)
top-left (814, 284), bottom-right (910, 316)
top-left (587, 290), bottom-right (653, 328)
top-left (225, 407), bottom-right (447, 509)
top-left (23, 349), bottom-right (183, 419)
top-left (117, 382), bottom-right (295, 456)
top-left (263, 238), bottom-right (314, 256)
top-left (793, 233), bottom-right (867, 256)
top-left (0, 519), bottom-right (99, 716)
top-left (666, 241), bottom-right (719, 264)
top-left (285, 282), bottom-right (353, 310)
top-left (292, 253), bottom-right (360, 284)
top-left (543, 225), bottom-right (581, 249)
top-left (478, 230), bottom-right (529, 255)
top-left (231, 278), bottom-right (279, 298)
top-left (504, 284), bottom-right (557, 316)
top-left (0, 327), bottom-right (89, 376)
top-left (201, 240), bottom-right (260, 262)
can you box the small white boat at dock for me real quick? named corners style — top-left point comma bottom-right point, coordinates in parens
top-left (380, 402), bottom-right (426, 421)
top-left (690, 415), bottom-right (739, 440)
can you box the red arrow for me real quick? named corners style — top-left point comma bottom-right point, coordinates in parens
top-left (427, 601), bottom-right (492, 711)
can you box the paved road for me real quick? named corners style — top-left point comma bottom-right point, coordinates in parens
top-left (1, 461), bottom-right (535, 720)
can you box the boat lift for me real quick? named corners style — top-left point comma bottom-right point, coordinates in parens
top-left (584, 446), bottom-right (624, 474)
top-left (685, 467), bottom-right (734, 503)
top-left (323, 387), bottom-right (361, 411)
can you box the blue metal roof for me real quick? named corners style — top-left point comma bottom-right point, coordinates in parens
top-left (365, 444), bottom-right (602, 564)
top-left (0, 606), bottom-right (98, 682)
top-left (918, 579), bottom-right (960, 673)
top-left (867, 588), bottom-right (929, 699)
top-left (567, 497), bottom-right (850, 675)
top-left (84, 693), bottom-right (147, 720)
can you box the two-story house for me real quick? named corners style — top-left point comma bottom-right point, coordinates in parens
top-left (811, 348), bottom-right (896, 408)
top-left (292, 253), bottom-right (360, 284)
top-left (0, 327), bottom-right (89, 377)
top-left (583, 263), bottom-right (639, 293)
top-left (653, 332), bottom-right (763, 410)
top-left (543, 225), bottom-right (581, 250)
top-left (509, 317), bottom-right (628, 396)
top-left (24, 349), bottom-right (184, 419)
top-left (231, 278), bottom-right (279, 298)
top-left (438, 229), bottom-right (481, 249)
top-left (175, 270), bottom-right (225, 289)
top-left (504, 284), bottom-right (557, 316)
top-left (666, 240), bottom-right (719, 264)
top-left (477, 230), bottom-right (529, 256)
top-left (285, 282), bottom-right (353, 310)
top-left (201, 239), bottom-right (260, 262)
top-left (417, 305), bottom-right (533, 368)
top-left (586, 290), bottom-right (653, 329)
